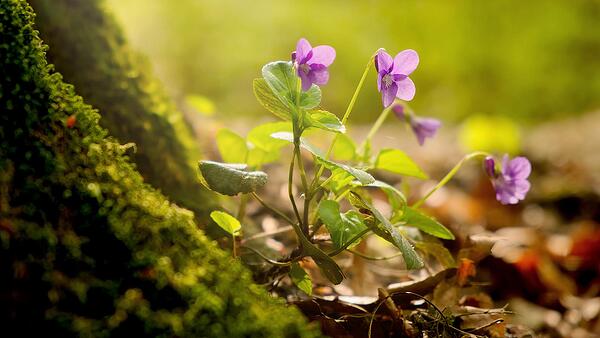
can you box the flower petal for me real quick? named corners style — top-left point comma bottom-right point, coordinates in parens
top-left (309, 67), bottom-right (330, 86)
top-left (411, 117), bottom-right (441, 145)
top-left (382, 82), bottom-right (398, 107)
top-left (395, 77), bottom-right (416, 101)
top-left (309, 45), bottom-right (336, 67)
top-left (376, 50), bottom-right (393, 73)
top-left (298, 70), bottom-right (313, 91)
top-left (506, 157), bottom-right (532, 180)
top-left (392, 49), bottom-right (419, 75)
top-left (296, 38), bottom-right (312, 63)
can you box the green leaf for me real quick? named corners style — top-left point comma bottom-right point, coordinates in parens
top-left (271, 132), bottom-right (374, 185)
top-left (210, 211), bottom-right (241, 235)
top-left (216, 129), bottom-right (248, 163)
top-left (332, 133), bottom-right (357, 161)
top-left (318, 200), bottom-right (368, 249)
top-left (261, 61), bottom-right (322, 111)
top-left (261, 61), bottom-right (297, 107)
top-left (253, 78), bottom-right (291, 120)
top-left (318, 158), bottom-right (375, 185)
top-left (247, 122), bottom-right (292, 151)
top-left (400, 207), bottom-right (455, 240)
top-left (198, 161), bottom-right (267, 196)
top-left (246, 147), bottom-right (279, 168)
top-left (305, 110), bottom-right (345, 133)
top-left (365, 180), bottom-right (406, 208)
top-left (289, 263), bottom-right (312, 295)
top-left (350, 193), bottom-right (423, 269)
top-left (299, 86), bottom-right (322, 110)
top-left (300, 236), bottom-right (345, 284)
top-left (375, 149), bottom-right (428, 179)
top-left (415, 242), bottom-right (457, 268)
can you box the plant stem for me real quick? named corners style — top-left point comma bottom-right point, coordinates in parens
top-left (296, 144), bottom-right (310, 234)
top-left (327, 228), bottom-right (371, 257)
top-left (293, 78), bottom-right (311, 235)
top-left (412, 151), bottom-right (489, 208)
top-left (358, 104), bottom-right (394, 163)
top-left (308, 54), bottom-right (376, 202)
top-left (251, 192), bottom-right (295, 227)
top-left (287, 145), bottom-right (303, 226)
top-left (237, 194), bottom-right (248, 221)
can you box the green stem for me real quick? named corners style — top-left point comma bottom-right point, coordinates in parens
top-left (293, 78), bottom-right (311, 235)
top-left (251, 192), bottom-right (295, 227)
top-left (308, 54), bottom-right (376, 202)
top-left (412, 151), bottom-right (489, 208)
top-left (358, 104), bottom-right (394, 163)
top-left (348, 249), bottom-right (403, 261)
top-left (287, 146), bottom-right (303, 226)
top-left (237, 194), bottom-right (248, 221)
top-left (295, 142), bottom-right (310, 234)
top-left (327, 228), bottom-right (371, 257)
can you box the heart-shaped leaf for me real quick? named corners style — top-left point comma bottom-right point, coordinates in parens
top-left (318, 200), bottom-right (367, 249)
top-left (253, 78), bottom-right (291, 120)
top-left (216, 129), bottom-right (248, 163)
top-left (210, 211), bottom-right (241, 236)
top-left (400, 207), bottom-right (455, 240)
top-left (332, 133), bottom-right (357, 161)
top-left (198, 161), bottom-right (267, 196)
top-left (364, 180), bottom-right (407, 209)
top-left (247, 122), bottom-right (292, 152)
top-left (261, 61), bottom-right (322, 111)
top-left (305, 110), bottom-right (345, 133)
top-left (290, 263), bottom-right (313, 295)
top-left (375, 148), bottom-right (428, 179)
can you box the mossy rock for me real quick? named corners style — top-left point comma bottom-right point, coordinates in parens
top-left (0, 1), bottom-right (322, 336)
top-left (28, 0), bottom-right (217, 222)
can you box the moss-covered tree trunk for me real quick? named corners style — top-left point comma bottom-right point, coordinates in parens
top-left (27, 0), bottom-right (217, 222)
top-left (0, 1), bottom-right (322, 336)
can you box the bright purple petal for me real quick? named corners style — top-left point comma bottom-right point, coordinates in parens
top-left (376, 50), bottom-right (394, 73)
top-left (505, 157), bottom-right (532, 180)
top-left (377, 73), bottom-right (383, 92)
top-left (392, 49), bottom-right (419, 75)
top-left (395, 77), bottom-right (416, 101)
top-left (309, 66), bottom-right (329, 86)
top-left (309, 45), bottom-right (336, 67)
top-left (491, 154), bottom-right (532, 204)
top-left (296, 38), bottom-right (312, 63)
top-left (382, 82), bottom-right (398, 107)
top-left (411, 117), bottom-right (441, 145)
top-left (298, 71), bottom-right (312, 91)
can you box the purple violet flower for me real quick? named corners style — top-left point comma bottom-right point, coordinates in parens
top-left (484, 155), bottom-right (532, 205)
top-left (375, 49), bottom-right (419, 107)
top-left (410, 117), bottom-right (441, 146)
top-left (292, 38), bottom-right (336, 91)
top-left (392, 104), bottom-right (440, 146)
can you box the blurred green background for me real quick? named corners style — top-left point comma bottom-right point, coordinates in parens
top-left (107, 0), bottom-right (599, 124)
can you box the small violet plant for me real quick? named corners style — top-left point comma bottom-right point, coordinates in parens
top-left (199, 38), bottom-right (532, 294)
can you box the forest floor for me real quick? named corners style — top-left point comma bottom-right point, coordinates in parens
top-left (191, 111), bottom-right (600, 337)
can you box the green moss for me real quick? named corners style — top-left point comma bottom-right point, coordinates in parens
top-left (0, 1), bottom-right (322, 336)
top-left (27, 0), bottom-right (217, 222)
